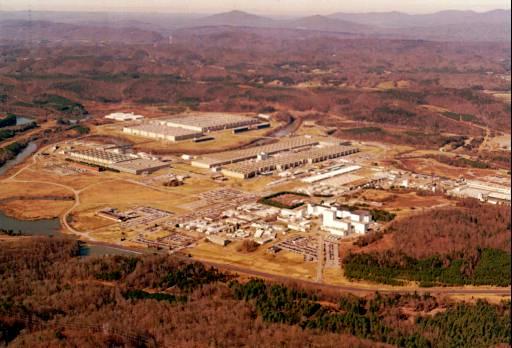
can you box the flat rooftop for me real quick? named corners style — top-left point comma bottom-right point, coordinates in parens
top-left (223, 145), bottom-right (358, 175)
top-left (110, 158), bottom-right (168, 172)
top-left (154, 113), bottom-right (258, 129)
top-left (125, 124), bottom-right (202, 136)
top-left (68, 149), bottom-right (133, 163)
top-left (194, 137), bottom-right (323, 167)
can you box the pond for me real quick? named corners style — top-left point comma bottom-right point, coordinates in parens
top-left (0, 211), bottom-right (140, 256)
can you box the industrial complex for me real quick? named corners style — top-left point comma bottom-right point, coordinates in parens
top-left (123, 123), bottom-right (203, 142)
top-left (449, 180), bottom-right (511, 205)
top-left (220, 144), bottom-right (359, 179)
top-left (5, 109), bottom-right (508, 292)
top-left (105, 112), bottom-right (144, 121)
top-left (190, 136), bottom-right (358, 179)
top-left (151, 113), bottom-right (260, 132)
top-left (66, 145), bottom-right (168, 175)
top-left (123, 112), bottom-right (263, 142)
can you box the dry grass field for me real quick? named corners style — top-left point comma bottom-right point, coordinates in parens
top-left (0, 182), bottom-right (74, 219)
top-left (188, 238), bottom-right (318, 281)
top-left (398, 157), bottom-right (498, 179)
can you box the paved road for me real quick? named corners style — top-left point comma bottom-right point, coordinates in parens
top-left (1, 138), bottom-right (510, 298)
top-left (194, 257), bottom-right (511, 297)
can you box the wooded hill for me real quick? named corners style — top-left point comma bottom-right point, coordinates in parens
top-left (0, 237), bottom-right (509, 347)
top-left (346, 199), bottom-right (511, 287)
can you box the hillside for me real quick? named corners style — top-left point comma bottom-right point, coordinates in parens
top-left (329, 9), bottom-right (512, 28)
top-left (0, 20), bottom-right (164, 44)
top-left (0, 236), bottom-right (509, 347)
top-left (345, 200), bottom-right (511, 286)
top-left (283, 15), bottom-right (374, 34)
top-left (0, 9), bottom-right (510, 42)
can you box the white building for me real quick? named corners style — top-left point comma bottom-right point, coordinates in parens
top-left (105, 112), bottom-right (144, 121)
top-left (307, 204), bottom-right (372, 237)
top-left (449, 180), bottom-right (511, 205)
top-left (306, 204), bottom-right (334, 217)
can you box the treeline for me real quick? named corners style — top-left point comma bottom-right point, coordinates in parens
top-left (388, 199), bottom-right (511, 259)
top-left (0, 121), bottom-right (37, 142)
top-left (33, 94), bottom-right (88, 117)
top-left (0, 114), bottom-right (16, 128)
top-left (258, 191), bottom-right (309, 209)
top-left (345, 200), bottom-right (511, 286)
top-left (343, 248), bottom-right (511, 287)
top-left (0, 141), bottom-right (28, 167)
top-left (0, 238), bottom-right (376, 347)
top-left (230, 279), bottom-right (428, 346)
top-left (231, 279), bottom-right (510, 348)
top-left (426, 154), bottom-right (490, 169)
top-left (0, 237), bottom-right (509, 347)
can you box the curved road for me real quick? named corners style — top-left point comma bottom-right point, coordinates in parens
top-left (1, 141), bottom-right (510, 298)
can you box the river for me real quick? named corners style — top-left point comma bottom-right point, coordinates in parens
top-left (16, 116), bottom-right (35, 126)
top-left (0, 211), bottom-right (140, 256)
top-left (0, 142), bottom-right (38, 176)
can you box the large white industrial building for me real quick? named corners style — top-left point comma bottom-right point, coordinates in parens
top-left (67, 148), bottom-right (168, 175)
top-left (105, 112), bottom-right (144, 121)
top-left (123, 124), bottom-right (202, 142)
top-left (449, 180), bottom-right (511, 205)
top-left (152, 113), bottom-right (259, 132)
top-left (307, 204), bottom-right (372, 236)
top-left (123, 112), bottom-right (260, 142)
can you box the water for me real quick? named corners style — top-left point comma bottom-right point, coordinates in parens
top-left (0, 211), bottom-right (139, 256)
top-left (271, 117), bottom-right (298, 137)
top-left (0, 211), bottom-right (61, 236)
top-left (0, 142), bottom-right (38, 176)
top-left (15, 116), bottom-right (35, 126)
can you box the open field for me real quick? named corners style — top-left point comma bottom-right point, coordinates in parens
top-left (0, 99), bottom-right (509, 300)
top-left (0, 182), bottom-right (74, 219)
top-left (188, 238), bottom-right (318, 281)
top-left (398, 157), bottom-right (498, 179)
top-left (355, 189), bottom-right (454, 216)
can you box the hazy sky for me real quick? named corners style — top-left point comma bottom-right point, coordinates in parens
top-left (0, 0), bottom-right (509, 15)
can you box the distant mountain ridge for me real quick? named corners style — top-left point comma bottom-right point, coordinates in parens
top-left (283, 15), bottom-right (375, 34)
top-left (0, 9), bottom-right (509, 42)
top-left (0, 20), bottom-right (164, 44)
top-left (328, 9), bottom-right (511, 28)
top-left (192, 9), bottom-right (511, 42)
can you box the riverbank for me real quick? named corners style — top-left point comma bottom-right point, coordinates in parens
top-left (0, 204), bottom-right (66, 221)
top-left (0, 211), bottom-right (147, 256)
top-left (0, 141), bottom-right (37, 176)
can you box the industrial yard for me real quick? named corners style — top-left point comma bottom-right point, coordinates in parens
top-left (0, 10), bottom-right (510, 346)
top-left (0, 110), bottom-right (510, 288)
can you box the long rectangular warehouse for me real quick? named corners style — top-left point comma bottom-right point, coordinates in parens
top-left (302, 165), bottom-right (362, 183)
top-left (68, 149), bottom-right (134, 166)
top-left (123, 124), bottom-right (202, 142)
top-left (152, 113), bottom-right (259, 132)
top-left (221, 145), bottom-right (359, 179)
top-left (109, 159), bottom-right (169, 175)
top-left (67, 149), bottom-right (168, 174)
top-left (191, 137), bottom-right (323, 169)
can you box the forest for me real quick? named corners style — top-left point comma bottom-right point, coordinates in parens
top-left (344, 199), bottom-right (511, 287)
top-left (343, 248), bottom-right (510, 286)
top-left (0, 236), bottom-right (509, 347)
top-left (0, 114), bottom-right (16, 128)
top-left (0, 142), bottom-right (28, 167)
top-left (388, 199), bottom-right (511, 258)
